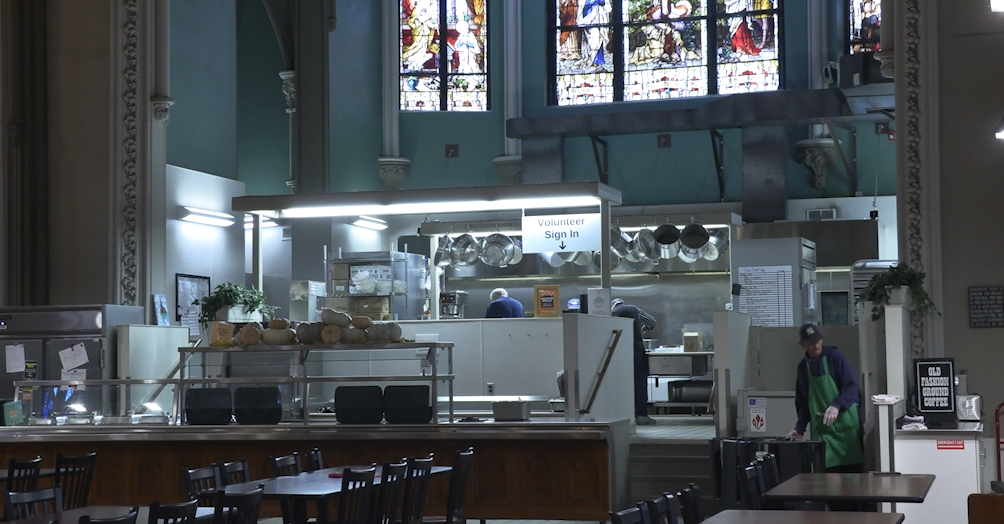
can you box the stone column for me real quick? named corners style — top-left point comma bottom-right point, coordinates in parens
top-left (148, 0), bottom-right (172, 314)
top-left (292, 1), bottom-right (330, 194)
top-left (379, 0), bottom-right (410, 190)
top-left (493, 0), bottom-right (523, 185)
top-left (875, 0), bottom-right (895, 78)
top-left (280, 70), bottom-right (298, 192)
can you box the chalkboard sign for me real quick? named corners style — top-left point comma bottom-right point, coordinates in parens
top-left (915, 358), bottom-right (955, 413)
top-left (968, 286), bottom-right (1004, 328)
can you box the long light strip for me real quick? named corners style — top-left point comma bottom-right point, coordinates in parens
top-left (352, 216), bottom-right (389, 230)
top-left (243, 215), bottom-right (278, 229)
top-left (179, 206), bottom-right (235, 227)
top-left (278, 196), bottom-right (604, 218)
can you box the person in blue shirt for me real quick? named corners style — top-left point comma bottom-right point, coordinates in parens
top-left (611, 298), bottom-right (658, 426)
top-left (485, 288), bottom-right (525, 318)
top-left (787, 323), bottom-right (864, 478)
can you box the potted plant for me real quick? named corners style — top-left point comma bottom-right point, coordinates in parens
top-left (193, 282), bottom-right (278, 324)
top-left (855, 264), bottom-right (940, 321)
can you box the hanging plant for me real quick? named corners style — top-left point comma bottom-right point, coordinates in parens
top-left (193, 282), bottom-right (278, 324)
top-left (855, 264), bottom-right (940, 321)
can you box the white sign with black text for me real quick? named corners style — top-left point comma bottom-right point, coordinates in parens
top-left (521, 213), bottom-right (601, 254)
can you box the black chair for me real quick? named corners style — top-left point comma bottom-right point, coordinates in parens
top-left (215, 459), bottom-right (251, 487)
top-left (335, 466), bottom-right (376, 524)
top-left (760, 454), bottom-right (781, 490)
top-left (371, 461), bottom-right (407, 524)
top-left (400, 454), bottom-right (435, 524)
top-left (739, 465), bottom-right (763, 510)
top-left (306, 448), bottom-right (325, 472)
top-left (7, 456), bottom-right (42, 493)
top-left (4, 486), bottom-right (63, 520)
top-left (423, 447), bottom-right (473, 524)
top-left (80, 506), bottom-right (139, 524)
top-left (182, 465), bottom-right (221, 506)
top-left (270, 454), bottom-right (303, 524)
top-left (212, 484), bottom-right (264, 524)
top-left (687, 483), bottom-right (705, 521)
top-left (644, 493), bottom-right (680, 524)
top-left (608, 506), bottom-right (643, 524)
top-left (677, 487), bottom-right (703, 524)
top-left (148, 500), bottom-right (200, 524)
top-left (55, 451), bottom-right (97, 510)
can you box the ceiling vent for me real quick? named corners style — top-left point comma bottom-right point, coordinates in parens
top-left (806, 208), bottom-right (838, 221)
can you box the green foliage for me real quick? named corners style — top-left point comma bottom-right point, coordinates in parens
top-left (855, 264), bottom-right (940, 321)
top-left (193, 282), bottom-right (278, 324)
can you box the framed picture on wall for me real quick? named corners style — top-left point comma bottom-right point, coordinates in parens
top-left (175, 273), bottom-right (211, 322)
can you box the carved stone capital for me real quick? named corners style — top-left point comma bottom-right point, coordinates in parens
top-left (151, 97), bottom-right (174, 123)
top-left (492, 155), bottom-right (523, 185)
top-left (796, 138), bottom-right (840, 189)
top-left (285, 179), bottom-right (297, 193)
top-left (279, 70), bottom-right (296, 112)
top-left (378, 157), bottom-right (411, 190)
top-left (874, 51), bottom-right (895, 79)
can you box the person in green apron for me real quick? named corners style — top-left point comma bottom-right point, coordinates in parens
top-left (787, 324), bottom-right (864, 509)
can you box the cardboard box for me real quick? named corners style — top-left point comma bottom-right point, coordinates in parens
top-left (683, 332), bottom-right (702, 352)
top-left (323, 297), bottom-right (355, 314)
top-left (534, 285), bottom-right (561, 317)
top-left (330, 280), bottom-right (350, 294)
top-left (331, 263), bottom-right (350, 280)
top-left (357, 297), bottom-right (390, 314)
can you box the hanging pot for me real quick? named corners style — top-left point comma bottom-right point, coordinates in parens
top-left (703, 229), bottom-right (730, 261)
top-left (632, 229), bottom-right (660, 260)
top-left (450, 234), bottom-right (481, 267)
top-left (678, 223), bottom-right (710, 262)
top-left (610, 227), bottom-right (632, 258)
top-left (593, 250), bottom-right (621, 271)
top-left (654, 224), bottom-right (682, 259)
top-left (539, 252), bottom-right (567, 268)
top-left (559, 251), bottom-right (593, 266)
top-left (434, 235), bottom-right (453, 267)
top-left (480, 234), bottom-right (516, 267)
top-left (508, 239), bottom-right (523, 265)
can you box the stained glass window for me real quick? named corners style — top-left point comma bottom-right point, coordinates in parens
top-left (551, 0), bottom-right (782, 105)
top-left (848, 0), bottom-right (880, 53)
top-left (400, 0), bottom-right (489, 111)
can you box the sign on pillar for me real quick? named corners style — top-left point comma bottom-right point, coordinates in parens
top-left (521, 213), bottom-right (602, 253)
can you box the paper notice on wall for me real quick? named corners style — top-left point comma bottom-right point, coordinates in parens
top-left (180, 312), bottom-right (200, 337)
top-left (737, 265), bottom-right (794, 327)
top-left (5, 344), bottom-right (25, 373)
top-left (58, 343), bottom-right (89, 371)
top-left (61, 368), bottom-right (87, 390)
top-left (750, 407), bottom-right (767, 432)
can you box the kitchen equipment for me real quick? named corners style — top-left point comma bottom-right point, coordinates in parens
top-left (548, 399), bottom-right (566, 412)
top-left (633, 229), bottom-right (661, 260)
top-left (704, 228), bottom-right (730, 261)
top-left (559, 251), bottom-right (593, 266)
top-left (450, 234), bottom-right (481, 267)
top-left (434, 235), bottom-right (453, 267)
top-left (334, 385), bottom-right (384, 425)
top-left (384, 385), bottom-right (432, 424)
top-left (594, 250), bottom-right (621, 271)
top-left (679, 223), bottom-right (710, 261)
top-left (492, 401), bottom-right (531, 421)
top-left (508, 239), bottom-right (523, 265)
top-left (234, 386), bottom-right (282, 425)
top-left (539, 252), bottom-right (567, 268)
top-left (654, 223), bottom-right (681, 244)
top-left (480, 234), bottom-right (516, 267)
top-left (439, 291), bottom-right (469, 319)
top-left (610, 227), bottom-right (632, 257)
top-left (956, 394), bottom-right (982, 422)
top-left (624, 243), bottom-right (647, 263)
top-left (185, 388), bottom-right (233, 425)
top-left (375, 281), bottom-right (392, 293)
top-left (643, 338), bottom-right (658, 350)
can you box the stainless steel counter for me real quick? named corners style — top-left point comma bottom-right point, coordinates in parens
top-left (896, 421), bottom-right (984, 435)
top-left (0, 419), bottom-right (630, 443)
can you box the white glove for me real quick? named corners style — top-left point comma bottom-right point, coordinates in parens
top-left (823, 406), bottom-right (839, 426)
top-left (786, 429), bottom-right (803, 440)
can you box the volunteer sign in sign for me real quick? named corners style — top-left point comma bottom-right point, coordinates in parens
top-left (521, 213), bottom-right (601, 253)
top-left (916, 358), bottom-right (955, 413)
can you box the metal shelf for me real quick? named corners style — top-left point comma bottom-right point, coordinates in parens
top-left (332, 258), bottom-right (408, 264)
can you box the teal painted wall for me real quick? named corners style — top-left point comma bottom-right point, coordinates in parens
top-left (168, 0), bottom-right (238, 179)
top-left (236, 0), bottom-right (290, 196)
top-left (329, 1), bottom-right (385, 193)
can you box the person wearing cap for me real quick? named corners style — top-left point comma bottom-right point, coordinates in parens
top-left (485, 288), bottom-right (525, 318)
top-left (787, 323), bottom-right (864, 479)
top-left (611, 298), bottom-right (658, 426)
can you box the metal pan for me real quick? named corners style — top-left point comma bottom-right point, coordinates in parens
top-left (594, 250), bottom-right (622, 271)
top-left (539, 252), bottom-right (567, 267)
top-left (610, 227), bottom-right (632, 258)
top-left (703, 229), bottom-right (729, 261)
top-left (654, 224), bottom-right (682, 259)
top-left (633, 229), bottom-right (660, 260)
top-left (508, 239), bottom-right (523, 265)
top-left (480, 233), bottom-right (516, 267)
top-left (434, 235), bottom-right (453, 267)
top-left (450, 233), bottom-right (481, 267)
top-left (678, 222), bottom-right (710, 261)
top-left (559, 251), bottom-right (593, 266)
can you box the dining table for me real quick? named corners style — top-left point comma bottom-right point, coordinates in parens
top-left (762, 472), bottom-right (936, 504)
top-left (4, 505), bottom-right (216, 524)
top-left (702, 510), bottom-right (905, 524)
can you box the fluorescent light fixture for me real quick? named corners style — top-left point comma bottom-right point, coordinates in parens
top-left (996, 115), bottom-right (1004, 139)
top-left (352, 216), bottom-right (389, 230)
top-left (179, 206), bottom-right (235, 227)
top-left (232, 182), bottom-right (621, 219)
top-left (67, 403), bottom-right (87, 413)
top-left (143, 402), bottom-right (162, 412)
top-left (243, 215), bottom-right (278, 229)
top-left (993, 0), bottom-right (1004, 11)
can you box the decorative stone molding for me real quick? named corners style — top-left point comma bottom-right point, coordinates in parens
top-left (874, 51), bottom-right (894, 79)
top-left (378, 157), bottom-right (411, 190)
top-left (151, 97), bottom-right (174, 123)
top-left (900, 0), bottom-right (926, 356)
top-left (285, 179), bottom-right (297, 192)
top-left (120, 0), bottom-right (140, 307)
top-left (492, 155), bottom-right (523, 185)
top-left (280, 70), bottom-right (296, 113)
top-left (795, 138), bottom-right (840, 189)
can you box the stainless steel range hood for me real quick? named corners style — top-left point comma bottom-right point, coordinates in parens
top-left (735, 219), bottom-right (880, 267)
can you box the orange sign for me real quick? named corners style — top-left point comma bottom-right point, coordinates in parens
top-left (534, 285), bottom-right (560, 317)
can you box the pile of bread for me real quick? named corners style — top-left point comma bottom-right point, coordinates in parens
top-left (236, 308), bottom-right (404, 346)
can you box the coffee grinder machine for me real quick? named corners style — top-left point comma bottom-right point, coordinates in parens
top-left (439, 291), bottom-right (468, 319)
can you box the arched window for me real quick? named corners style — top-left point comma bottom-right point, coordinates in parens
top-left (552, 0), bottom-right (783, 106)
top-left (400, 0), bottom-right (490, 111)
top-left (848, 0), bottom-right (880, 53)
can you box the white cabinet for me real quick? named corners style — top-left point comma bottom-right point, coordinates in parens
top-left (894, 429), bottom-right (984, 523)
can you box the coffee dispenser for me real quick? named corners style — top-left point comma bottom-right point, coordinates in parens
top-left (439, 291), bottom-right (468, 319)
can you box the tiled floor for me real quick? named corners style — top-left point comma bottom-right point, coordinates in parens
top-left (632, 415), bottom-right (716, 442)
